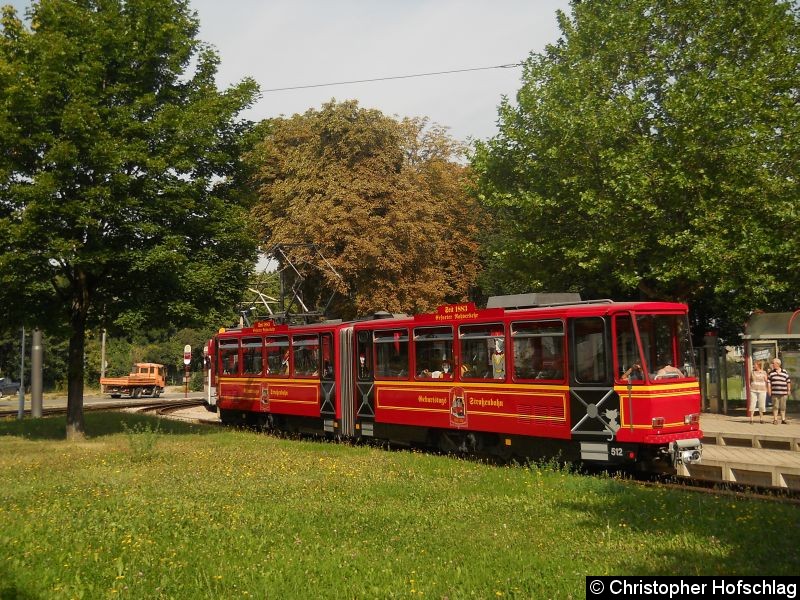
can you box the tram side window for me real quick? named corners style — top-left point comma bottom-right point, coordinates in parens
top-left (242, 337), bottom-right (264, 376)
top-left (218, 339), bottom-right (239, 376)
top-left (511, 321), bottom-right (564, 381)
top-left (460, 324), bottom-right (505, 380)
top-left (615, 316), bottom-right (644, 382)
top-left (266, 335), bottom-right (290, 376)
top-left (574, 318), bottom-right (608, 384)
top-left (293, 334), bottom-right (320, 377)
top-left (374, 329), bottom-right (409, 379)
top-left (414, 327), bottom-right (454, 379)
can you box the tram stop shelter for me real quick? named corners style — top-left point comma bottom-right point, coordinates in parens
top-left (741, 310), bottom-right (800, 414)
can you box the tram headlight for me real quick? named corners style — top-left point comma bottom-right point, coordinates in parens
top-left (684, 413), bottom-right (699, 425)
top-left (681, 449), bottom-right (701, 463)
top-left (651, 417), bottom-right (665, 428)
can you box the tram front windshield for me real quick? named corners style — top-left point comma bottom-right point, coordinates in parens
top-left (636, 314), bottom-right (696, 381)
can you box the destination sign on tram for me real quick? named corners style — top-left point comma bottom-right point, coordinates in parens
top-left (416, 302), bottom-right (502, 322)
top-left (251, 320), bottom-right (288, 334)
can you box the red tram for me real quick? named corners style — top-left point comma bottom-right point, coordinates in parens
top-left (204, 294), bottom-right (703, 470)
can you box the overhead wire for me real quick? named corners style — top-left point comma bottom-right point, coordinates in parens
top-left (261, 63), bottom-right (524, 93)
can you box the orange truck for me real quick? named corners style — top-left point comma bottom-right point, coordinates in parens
top-left (100, 363), bottom-right (166, 399)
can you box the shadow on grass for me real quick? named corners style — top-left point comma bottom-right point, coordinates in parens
top-left (0, 562), bottom-right (37, 600)
top-left (559, 475), bottom-right (800, 576)
top-left (0, 411), bottom-right (217, 441)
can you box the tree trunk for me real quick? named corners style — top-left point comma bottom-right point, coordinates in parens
top-left (66, 289), bottom-right (88, 441)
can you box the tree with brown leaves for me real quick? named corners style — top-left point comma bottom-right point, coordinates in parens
top-left (249, 100), bottom-right (481, 319)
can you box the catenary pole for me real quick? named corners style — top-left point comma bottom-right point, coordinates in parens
top-left (100, 329), bottom-right (107, 379)
top-left (17, 327), bottom-right (25, 419)
top-left (31, 329), bottom-right (43, 418)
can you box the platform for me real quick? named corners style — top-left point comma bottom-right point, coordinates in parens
top-left (678, 411), bottom-right (800, 489)
top-left (700, 411), bottom-right (800, 450)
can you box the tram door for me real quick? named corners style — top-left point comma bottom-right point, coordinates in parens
top-left (355, 331), bottom-right (375, 436)
top-left (320, 332), bottom-right (336, 417)
top-left (568, 317), bottom-right (621, 461)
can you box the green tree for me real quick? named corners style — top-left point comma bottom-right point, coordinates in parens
top-left (0, 0), bottom-right (259, 438)
top-left (474, 0), bottom-right (799, 336)
top-left (249, 100), bottom-right (482, 319)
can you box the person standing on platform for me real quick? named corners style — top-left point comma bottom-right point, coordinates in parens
top-left (749, 359), bottom-right (768, 424)
top-left (767, 358), bottom-right (791, 424)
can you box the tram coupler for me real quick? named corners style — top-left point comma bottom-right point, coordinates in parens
top-left (669, 438), bottom-right (702, 466)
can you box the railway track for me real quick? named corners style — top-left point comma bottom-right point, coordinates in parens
top-left (0, 399), bottom-right (209, 421)
top-left (0, 406), bottom-right (67, 419)
top-left (132, 399), bottom-right (219, 424)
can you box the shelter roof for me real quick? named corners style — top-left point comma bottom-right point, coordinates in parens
top-left (742, 311), bottom-right (800, 339)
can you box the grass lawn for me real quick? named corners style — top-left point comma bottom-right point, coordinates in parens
top-left (1, 413), bottom-right (798, 599)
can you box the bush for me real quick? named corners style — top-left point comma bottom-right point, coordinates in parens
top-left (190, 370), bottom-right (205, 392)
top-left (121, 421), bottom-right (162, 462)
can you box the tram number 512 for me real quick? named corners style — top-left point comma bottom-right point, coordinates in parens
top-left (610, 447), bottom-right (624, 457)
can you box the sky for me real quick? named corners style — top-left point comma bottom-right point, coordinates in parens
top-left (5, 0), bottom-right (572, 143)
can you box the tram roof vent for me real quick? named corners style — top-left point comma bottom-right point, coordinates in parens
top-left (486, 293), bottom-right (583, 310)
top-left (291, 319), bottom-right (344, 328)
top-left (369, 311), bottom-right (408, 320)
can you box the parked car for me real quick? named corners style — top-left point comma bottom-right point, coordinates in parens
top-left (0, 377), bottom-right (21, 398)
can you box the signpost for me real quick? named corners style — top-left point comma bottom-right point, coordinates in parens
top-left (183, 344), bottom-right (191, 399)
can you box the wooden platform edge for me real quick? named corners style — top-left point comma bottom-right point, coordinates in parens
top-left (678, 460), bottom-right (800, 489)
top-left (702, 432), bottom-right (799, 451)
